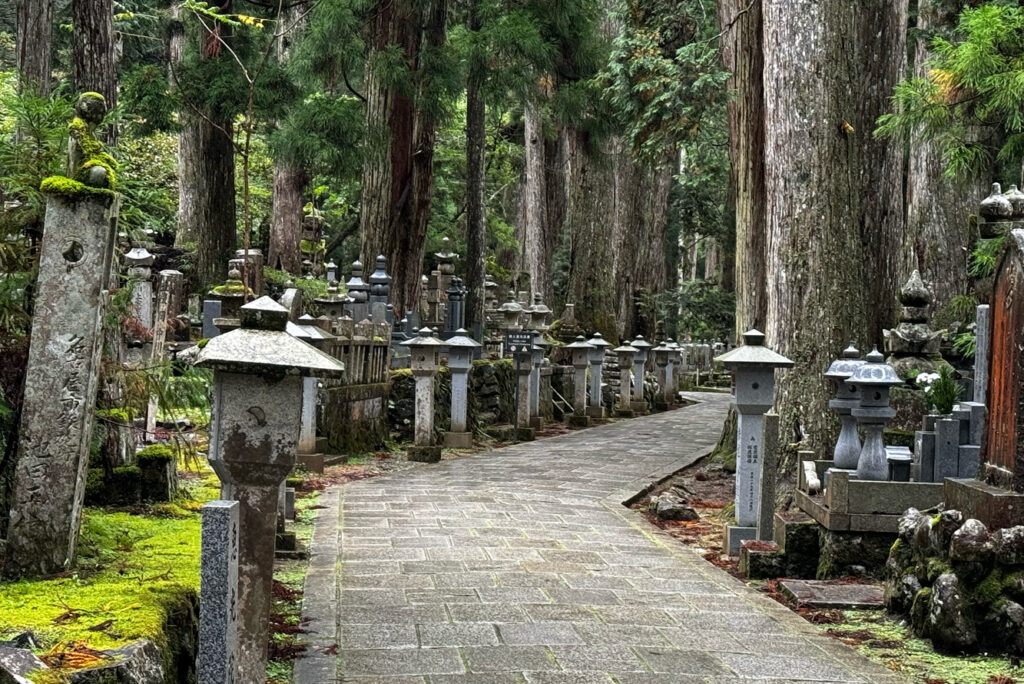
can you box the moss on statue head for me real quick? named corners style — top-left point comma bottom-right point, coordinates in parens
top-left (39, 175), bottom-right (115, 199)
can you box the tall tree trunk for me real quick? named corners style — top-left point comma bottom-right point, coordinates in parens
top-left (464, 0), bottom-right (487, 335)
top-left (904, 0), bottom-right (987, 312)
top-left (565, 131), bottom-right (618, 338)
top-left (172, 3), bottom-right (236, 287)
top-left (854, 0), bottom-right (908, 343)
top-left (16, 0), bottom-right (52, 94)
top-left (268, 1), bottom-right (308, 276)
top-left (268, 163), bottom-right (306, 274)
top-left (360, 0), bottom-right (447, 314)
top-left (72, 0), bottom-right (116, 141)
top-left (520, 98), bottom-right (549, 300)
top-left (763, 0), bottom-right (867, 459)
top-left (718, 0), bottom-right (766, 341)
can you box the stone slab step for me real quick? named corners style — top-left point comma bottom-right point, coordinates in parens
top-left (779, 579), bottom-right (884, 610)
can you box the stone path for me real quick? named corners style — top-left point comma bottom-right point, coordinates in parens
top-left (294, 393), bottom-right (903, 683)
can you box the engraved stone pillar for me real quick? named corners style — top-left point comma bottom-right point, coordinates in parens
top-left (631, 336), bottom-right (653, 414)
top-left (443, 330), bottom-right (480, 448)
top-left (586, 333), bottom-right (611, 420)
top-left (566, 337), bottom-right (594, 427)
top-left (199, 500), bottom-right (240, 684)
top-left (613, 343), bottom-right (638, 417)
top-left (974, 304), bottom-right (991, 405)
top-left (401, 328), bottom-right (444, 462)
top-left (4, 193), bottom-right (118, 577)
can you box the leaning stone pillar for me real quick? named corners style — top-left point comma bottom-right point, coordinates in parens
top-left (5, 192), bottom-right (118, 576)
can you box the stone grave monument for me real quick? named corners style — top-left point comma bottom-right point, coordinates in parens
top-left (566, 336), bottom-right (594, 427)
top-left (443, 330), bottom-right (481, 448)
top-left (400, 328), bottom-right (445, 462)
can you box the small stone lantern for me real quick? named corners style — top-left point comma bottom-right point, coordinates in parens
top-left (613, 343), bottom-right (638, 417)
top-left (368, 255), bottom-right (391, 323)
top-left (527, 293), bottom-right (552, 333)
top-left (566, 336), bottom-right (594, 427)
top-left (443, 329), bottom-right (481, 449)
top-left (665, 339), bottom-right (679, 397)
top-left (529, 332), bottom-right (550, 429)
top-left (631, 336), bottom-right (653, 413)
top-left (824, 344), bottom-right (865, 470)
top-left (587, 332), bottom-right (612, 420)
top-left (315, 280), bottom-right (349, 323)
top-left (848, 348), bottom-right (903, 481)
top-left (714, 329), bottom-right (793, 553)
top-left (400, 328), bottom-right (446, 462)
top-left (652, 342), bottom-right (673, 409)
top-left (125, 246), bottom-right (155, 330)
top-left (196, 296), bottom-right (345, 683)
top-left (499, 292), bottom-right (524, 337)
top-left (325, 261), bottom-right (338, 283)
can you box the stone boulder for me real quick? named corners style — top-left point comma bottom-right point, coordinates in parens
top-left (994, 526), bottom-right (1024, 565)
top-left (949, 519), bottom-right (993, 564)
top-left (927, 573), bottom-right (976, 651)
top-left (929, 510), bottom-right (964, 559)
top-left (0, 646), bottom-right (47, 684)
top-left (898, 508), bottom-right (925, 542)
top-left (980, 599), bottom-right (1024, 655)
top-left (68, 640), bottom-right (164, 684)
top-left (884, 570), bottom-right (922, 615)
top-left (650, 494), bottom-right (699, 522)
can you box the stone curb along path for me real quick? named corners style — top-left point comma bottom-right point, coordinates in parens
top-left (294, 393), bottom-right (905, 684)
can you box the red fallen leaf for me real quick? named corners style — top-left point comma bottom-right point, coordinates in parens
top-left (87, 619), bottom-right (114, 632)
top-left (988, 676), bottom-right (1016, 684)
top-left (322, 644), bottom-right (338, 655)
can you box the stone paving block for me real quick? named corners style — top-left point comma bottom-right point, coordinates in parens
top-left (547, 645), bottom-right (648, 672)
top-left (339, 624), bottom-right (419, 649)
top-left (545, 588), bottom-right (622, 605)
top-left (341, 648), bottom-right (465, 676)
top-left (462, 646), bottom-right (560, 673)
top-left (419, 623), bottom-right (500, 647)
top-left (448, 603), bottom-right (531, 623)
top-left (338, 605), bottom-right (449, 624)
top-left (522, 604), bottom-right (601, 623)
top-left (497, 622), bottom-right (585, 645)
top-left (655, 627), bottom-right (742, 652)
top-left (633, 647), bottom-right (731, 675)
top-left (341, 574), bottom-right (435, 589)
top-left (572, 623), bottom-right (673, 647)
top-left (407, 589), bottom-right (480, 604)
top-left (524, 673), bottom-right (615, 684)
top-left (716, 652), bottom-right (863, 682)
top-left (594, 606), bottom-right (677, 626)
top-left (430, 675), bottom-right (525, 684)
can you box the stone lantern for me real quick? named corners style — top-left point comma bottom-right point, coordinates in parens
top-left (196, 296), bottom-right (345, 683)
top-left (631, 336), bottom-right (653, 413)
top-left (714, 329), bottom-right (793, 553)
top-left (613, 343), bottom-right (638, 417)
top-left (529, 332), bottom-right (550, 429)
top-left (498, 292), bottom-right (524, 337)
top-left (566, 336), bottom-right (594, 427)
top-left (368, 255), bottom-right (391, 323)
top-left (652, 342), bottom-right (673, 409)
top-left (315, 280), bottom-right (349, 323)
top-left (587, 332), bottom-right (612, 420)
top-left (443, 329), bottom-right (481, 448)
top-left (665, 339), bottom-right (679, 396)
top-left (444, 276), bottom-right (466, 337)
top-left (824, 344), bottom-right (865, 470)
top-left (848, 348), bottom-right (903, 481)
top-left (346, 260), bottom-right (369, 322)
top-left (527, 293), bottom-right (552, 333)
top-left (325, 261), bottom-right (338, 283)
top-left (400, 328), bottom-right (446, 462)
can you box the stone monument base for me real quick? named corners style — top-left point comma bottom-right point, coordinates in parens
top-left (615, 407), bottom-right (635, 418)
top-left (407, 446), bottom-right (443, 463)
top-left (944, 478), bottom-right (1024, 529)
top-left (443, 431), bottom-right (473, 449)
top-left (654, 400), bottom-right (670, 412)
top-left (296, 453), bottom-right (325, 473)
top-left (568, 414), bottom-right (591, 428)
top-left (530, 417), bottom-right (543, 430)
top-left (516, 427), bottom-right (536, 442)
top-left (586, 406), bottom-right (606, 421)
top-left (630, 401), bottom-right (648, 415)
top-left (726, 525), bottom-right (756, 556)
top-left (275, 531), bottom-right (297, 552)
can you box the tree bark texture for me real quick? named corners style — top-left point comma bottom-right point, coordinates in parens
top-left (359, 0), bottom-right (448, 315)
top-left (519, 98), bottom-right (550, 301)
top-left (72, 0), bottom-right (117, 140)
top-left (16, 0), bottom-right (52, 94)
top-left (268, 1), bottom-right (308, 276)
top-left (854, 0), bottom-right (908, 343)
top-left (763, 0), bottom-right (868, 460)
top-left (172, 3), bottom-right (237, 287)
top-left (904, 0), bottom-right (987, 312)
top-left (718, 0), bottom-right (766, 340)
top-left (268, 163), bottom-right (306, 274)
top-left (464, 4), bottom-right (487, 335)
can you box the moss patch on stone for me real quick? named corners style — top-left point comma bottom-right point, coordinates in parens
top-left (39, 175), bottom-right (115, 199)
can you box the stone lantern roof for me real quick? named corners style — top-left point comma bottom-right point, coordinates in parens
top-left (566, 336), bottom-right (593, 351)
top-left (631, 336), bottom-right (654, 351)
top-left (848, 348), bottom-right (902, 388)
top-left (401, 327), bottom-right (446, 349)
top-left (446, 329), bottom-right (481, 350)
top-left (824, 344), bottom-right (864, 380)
top-left (196, 297), bottom-right (345, 378)
top-left (714, 329), bottom-right (793, 369)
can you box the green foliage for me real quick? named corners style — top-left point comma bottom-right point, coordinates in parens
top-left (876, 3), bottom-right (1024, 177)
top-left (970, 235), bottom-right (1005, 277)
top-left (926, 364), bottom-right (962, 415)
top-left (117, 132), bottom-right (179, 238)
top-left (119, 65), bottom-right (177, 135)
top-left (953, 330), bottom-right (977, 357)
top-left (654, 280), bottom-right (735, 341)
top-left (264, 266), bottom-right (329, 300)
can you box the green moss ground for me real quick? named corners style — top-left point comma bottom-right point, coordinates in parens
top-left (828, 609), bottom-right (1024, 683)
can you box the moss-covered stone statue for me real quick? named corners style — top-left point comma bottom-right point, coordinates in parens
top-left (40, 92), bottom-right (117, 197)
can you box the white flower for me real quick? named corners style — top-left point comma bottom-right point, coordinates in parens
top-left (916, 372), bottom-right (939, 387)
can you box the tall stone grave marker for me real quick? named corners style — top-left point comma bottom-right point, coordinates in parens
top-left (196, 297), bottom-right (345, 682)
top-left (443, 330), bottom-right (481, 448)
top-left (5, 93), bottom-right (119, 576)
top-left (715, 330), bottom-right (793, 555)
top-left (401, 328), bottom-right (445, 462)
top-left (566, 337), bottom-right (594, 427)
top-left (199, 500), bottom-right (240, 684)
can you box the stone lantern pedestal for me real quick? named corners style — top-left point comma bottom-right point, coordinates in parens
top-left (566, 336), bottom-right (594, 427)
top-left (715, 330), bottom-right (793, 554)
top-left (630, 336), bottom-right (653, 414)
top-left (443, 330), bottom-right (481, 448)
top-left (401, 328), bottom-right (446, 462)
top-left (613, 343), bottom-right (638, 417)
top-left (652, 342), bottom-right (672, 410)
top-left (586, 333), bottom-right (611, 420)
top-left (529, 333), bottom-right (549, 429)
top-left (196, 297), bottom-right (344, 683)
top-left (824, 345), bottom-right (864, 471)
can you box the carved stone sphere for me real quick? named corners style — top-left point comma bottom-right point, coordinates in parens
top-left (75, 92), bottom-right (107, 126)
